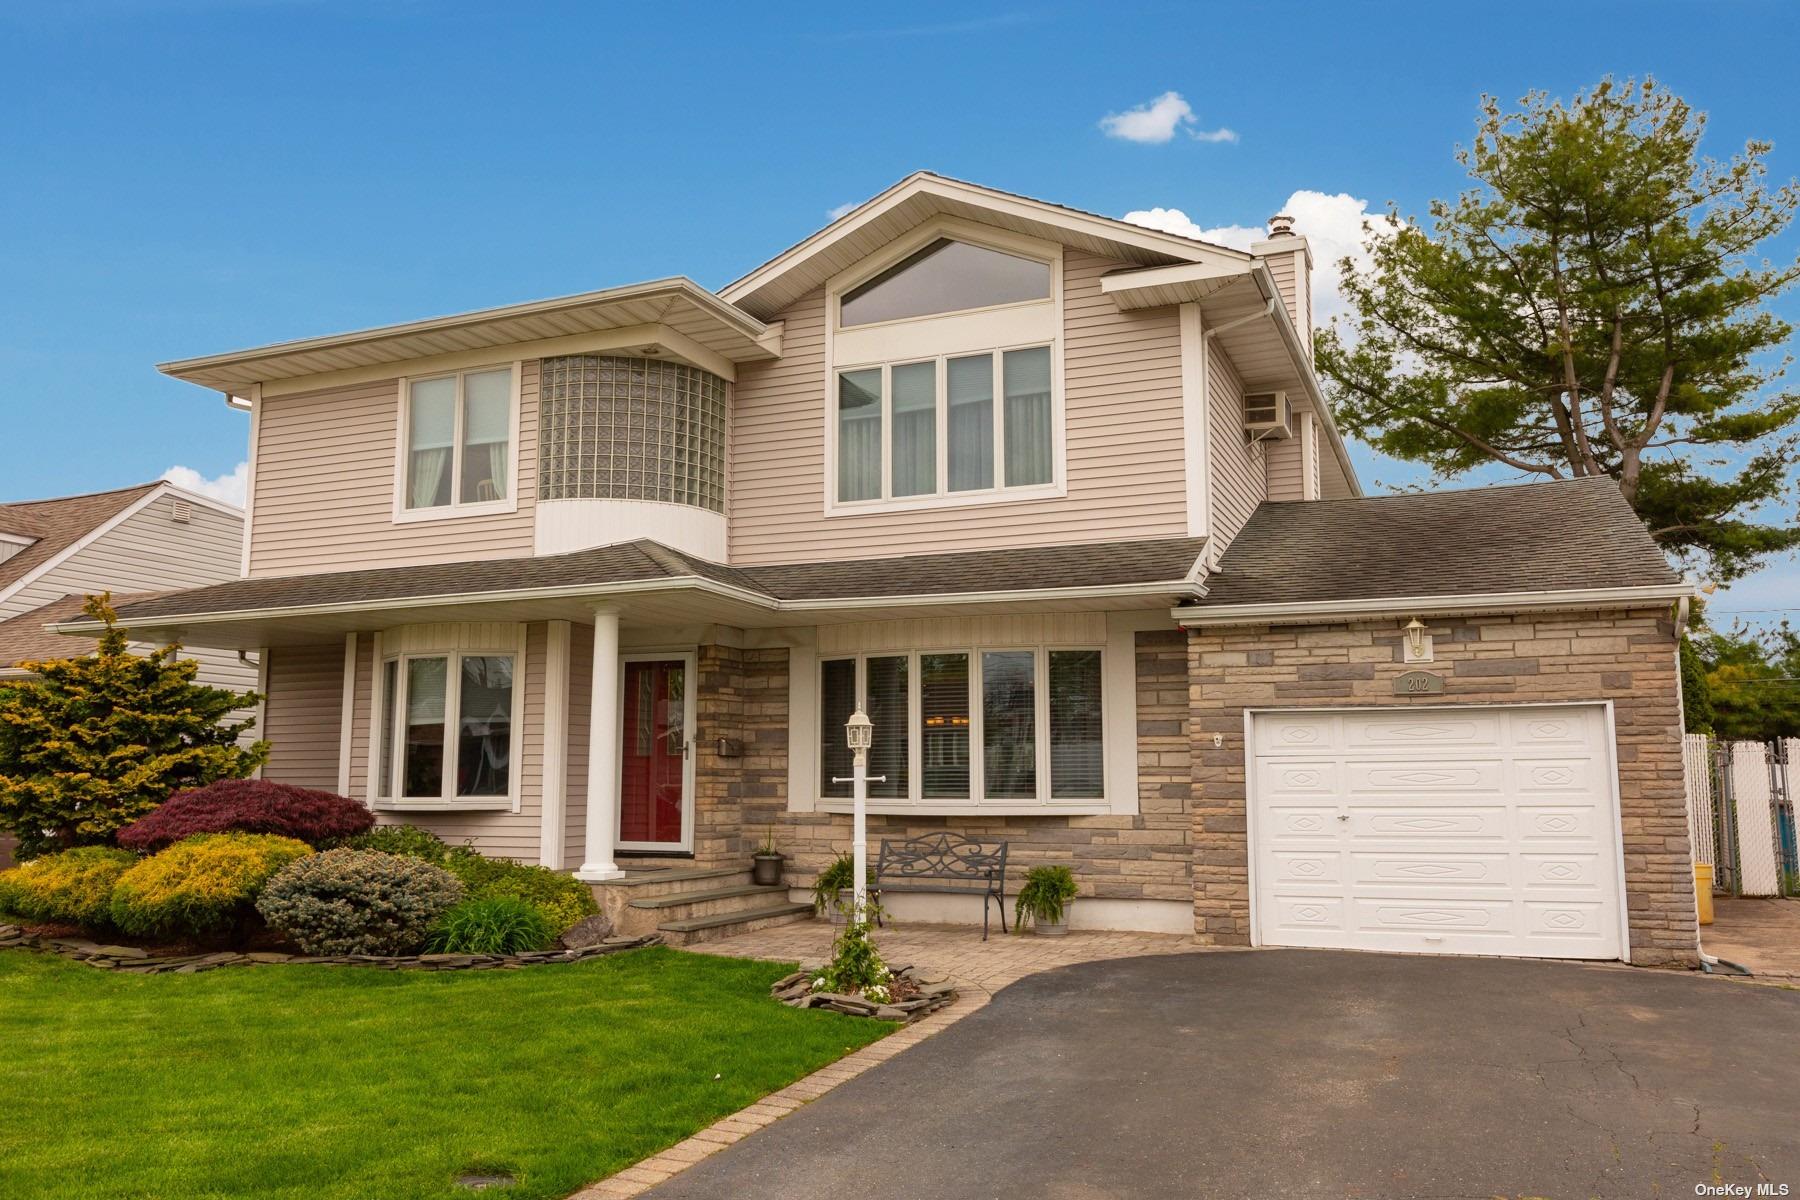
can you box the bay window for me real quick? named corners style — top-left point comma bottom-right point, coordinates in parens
top-left (818, 645), bottom-right (1103, 806)
top-left (400, 365), bottom-right (516, 515)
top-left (834, 345), bottom-right (1054, 505)
top-left (375, 643), bottom-right (520, 808)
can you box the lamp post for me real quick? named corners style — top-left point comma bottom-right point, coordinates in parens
top-left (843, 708), bottom-right (875, 925)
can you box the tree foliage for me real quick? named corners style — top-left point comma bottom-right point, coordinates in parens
top-left (0, 595), bottom-right (268, 858)
top-left (1686, 620), bottom-right (1800, 741)
top-left (1318, 78), bottom-right (1800, 581)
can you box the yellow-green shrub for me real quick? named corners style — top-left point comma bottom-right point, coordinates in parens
top-left (108, 833), bottom-right (311, 939)
top-left (0, 847), bottom-right (139, 927)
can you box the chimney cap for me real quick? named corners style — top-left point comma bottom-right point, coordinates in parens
top-left (1268, 214), bottom-right (1296, 238)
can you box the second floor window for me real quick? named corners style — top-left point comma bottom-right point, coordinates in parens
top-left (403, 366), bottom-right (513, 512)
top-left (837, 345), bottom-right (1053, 504)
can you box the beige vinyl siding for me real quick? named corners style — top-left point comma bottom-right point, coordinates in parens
top-left (346, 634), bottom-right (374, 798)
top-left (361, 623), bottom-right (548, 863)
top-left (1207, 343), bottom-right (1266, 551)
top-left (248, 362), bottom-right (538, 577)
top-left (727, 249), bottom-right (1187, 564)
top-left (562, 621), bottom-right (593, 870)
top-left (1263, 434), bottom-right (1305, 501)
top-left (1, 493), bottom-right (242, 619)
top-left (261, 643), bottom-right (345, 791)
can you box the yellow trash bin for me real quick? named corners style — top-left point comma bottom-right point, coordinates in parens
top-left (1694, 862), bottom-right (1714, 926)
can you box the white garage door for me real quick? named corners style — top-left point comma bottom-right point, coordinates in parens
top-left (1250, 704), bottom-right (1625, 960)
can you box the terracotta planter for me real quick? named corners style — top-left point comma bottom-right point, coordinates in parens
top-left (751, 853), bottom-right (784, 887)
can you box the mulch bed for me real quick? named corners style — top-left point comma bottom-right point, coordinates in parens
top-left (770, 964), bottom-right (957, 1022)
top-left (0, 923), bottom-right (659, 975)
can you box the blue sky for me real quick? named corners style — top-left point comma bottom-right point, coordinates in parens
top-left (0, 1), bottom-right (1794, 625)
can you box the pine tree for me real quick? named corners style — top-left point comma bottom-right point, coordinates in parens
top-left (0, 594), bottom-right (268, 858)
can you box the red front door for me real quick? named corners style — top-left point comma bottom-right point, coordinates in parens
top-left (620, 659), bottom-right (687, 846)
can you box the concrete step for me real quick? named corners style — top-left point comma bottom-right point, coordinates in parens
top-left (614, 883), bottom-right (789, 937)
top-left (655, 901), bottom-right (815, 947)
top-left (594, 866), bottom-right (751, 900)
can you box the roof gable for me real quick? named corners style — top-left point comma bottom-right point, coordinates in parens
top-left (721, 172), bottom-right (1250, 322)
top-left (0, 483), bottom-right (163, 599)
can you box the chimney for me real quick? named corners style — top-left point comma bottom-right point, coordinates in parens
top-left (1251, 214), bottom-right (1313, 358)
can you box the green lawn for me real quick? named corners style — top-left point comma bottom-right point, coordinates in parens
top-left (0, 946), bottom-right (888, 1200)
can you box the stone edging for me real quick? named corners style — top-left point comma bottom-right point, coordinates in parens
top-left (0, 924), bottom-right (659, 974)
top-left (769, 964), bottom-right (957, 1021)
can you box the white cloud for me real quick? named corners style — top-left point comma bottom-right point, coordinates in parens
top-left (1123, 189), bottom-right (1395, 329)
top-left (1099, 91), bottom-right (1235, 145)
top-left (827, 201), bottom-right (859, 221)
top-left (161, 462), bottom-right (248, 508)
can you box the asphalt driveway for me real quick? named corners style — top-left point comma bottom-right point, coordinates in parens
top-left (648, 950), bottom-right (1800, 1199)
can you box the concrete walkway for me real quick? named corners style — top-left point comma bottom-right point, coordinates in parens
top-left (1705, 896), bottom-right (1800, 980)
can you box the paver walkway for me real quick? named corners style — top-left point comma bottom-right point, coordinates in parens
top-left (568, 919), bottom-right (1206, 1198)
top-left (1705, 896), bottom-right (1800, 980)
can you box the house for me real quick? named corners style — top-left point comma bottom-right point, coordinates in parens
top-left (62, 173), bottom-right (1698, 966)
top-left (0, 480), bottom-right (255, 865)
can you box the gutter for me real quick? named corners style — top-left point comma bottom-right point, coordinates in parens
top-left (1172, 582), bottom-right (1694, 628)
top-left (51, 575), bottom-right (1209, 637)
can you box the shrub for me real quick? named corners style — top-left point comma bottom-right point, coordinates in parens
top-left (108, 833), bottom-right (312, 940)
top-left (442, 849), bottom-right (598, 933)
top-left (427, 896), bottom-right (558, 955)
top-left (0, 595), bottom-right (267, 858)
top-left (256, 849), bottom-right (462, 956)
top-left (117, 779), bottom-right (374, 853)
top-left (340, 824), bottom-right (450, 863)
top-left (0, 847), bottom-right (139, 927)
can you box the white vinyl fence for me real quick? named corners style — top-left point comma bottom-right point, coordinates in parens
top-left (1684, 734), bottom-right (1800, 897)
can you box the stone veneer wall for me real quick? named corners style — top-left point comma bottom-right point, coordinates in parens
top-left (1187, 607), bottom-right (1698, 968)
top-left (744, 630), bottom-right (1193, 903)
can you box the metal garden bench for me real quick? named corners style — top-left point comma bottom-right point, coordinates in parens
top-left (874, 833), bottom-right (1011, 940)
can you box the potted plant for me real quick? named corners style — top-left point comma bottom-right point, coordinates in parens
top-left (1013, 866), bottom-right (1078, 936)
top-left (811, 853), bottom-right (876, 929)
top-left (751, 829), bottom-right (785, 887)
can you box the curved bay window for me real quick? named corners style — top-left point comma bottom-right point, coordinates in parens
top-left (538, 355), bottom-right (727, 512)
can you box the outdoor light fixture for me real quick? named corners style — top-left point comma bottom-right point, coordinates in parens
top-left (845, 707), bottom-right (873, 757)
top-left (1403, 617), bottom-right (1433, 664)
top-left (839, 707), bottom-right (879, 923)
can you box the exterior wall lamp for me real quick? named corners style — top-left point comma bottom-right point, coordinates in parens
top-left (1403, 617), bottom-right (1434, 664)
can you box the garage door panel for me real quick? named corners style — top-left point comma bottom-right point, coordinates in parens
top-left (1348, 759), bottom-right (1504, 795)
top-left (1254, 714), bottom-right (1341, 754)
top-left (1345, 714), bottom-right (1501, 749)
top-left (1350, 852), bottom-right (1510, 888)
top-left (1354, 897), bottom-right (1512, 935)
top-left (1267, 851), bottom-right (1342, 886)
top-left (1521, 853), bottom-right (1605, 890)
top-left (1516, 806), bottom-right (1602, 842)
top-left (1261, 805), bottom-right (1340, 843)
top-left (1252, 704), bottom-right (1624, 961)
top-left (1351, 808), bottom-right (1508, 840)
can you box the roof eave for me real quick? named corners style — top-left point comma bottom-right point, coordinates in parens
top-left (1172, 582), bottom-right (1692, 628)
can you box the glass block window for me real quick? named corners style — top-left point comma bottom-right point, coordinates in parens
top-left (538, 356), bottom-right (728, 512)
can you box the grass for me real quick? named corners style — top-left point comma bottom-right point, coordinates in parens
top-left (0, 946), bottom-right (889, 1200)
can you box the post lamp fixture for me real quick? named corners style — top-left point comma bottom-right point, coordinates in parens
top-left (836, 707), bottom-right (880, 925)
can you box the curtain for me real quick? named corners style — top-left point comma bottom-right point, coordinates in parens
top-left (947, 354), bottom-right (994, 491)
top-left (837, 369), bottom-right (882, 501)
top-left (408, 448), bottom-right (451, 510)
top-left (461, 369), bottom-right (511, 502)
top-left (1004, 346), bottom-right (1052, 487)
top-left (890, 362), bottom-right (936, 497)
top-left (407, 378), bottom-right (456, 509)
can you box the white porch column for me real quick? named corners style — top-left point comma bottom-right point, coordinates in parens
top-left (575, 606), bottom-right (625, 881)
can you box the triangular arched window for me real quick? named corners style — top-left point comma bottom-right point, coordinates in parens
top-left (840, 239), bottom-right (1051, 327)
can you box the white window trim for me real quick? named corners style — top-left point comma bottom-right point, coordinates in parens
top-left (369, 624), bottom-right (528, 812)
top-left (822, 219), bottom-right (1066, 519)
top-left (391, 361), bottom-right (523, 524)
top-left (814, 642), bottom-right (1106, 814)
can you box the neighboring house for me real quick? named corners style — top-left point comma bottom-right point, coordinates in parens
top-left (0, 481), bottom-right (255, 865)
top-left (67, 173), bottom-right (1697, 966)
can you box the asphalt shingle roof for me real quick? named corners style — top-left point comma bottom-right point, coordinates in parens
top-left (0, 483), bottom-right (161, 595)
top-left (1192, 477), bottom-right (1679, 608)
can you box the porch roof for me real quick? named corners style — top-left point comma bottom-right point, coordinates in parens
top-left (53, 536), bottom-right (1208, 649)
